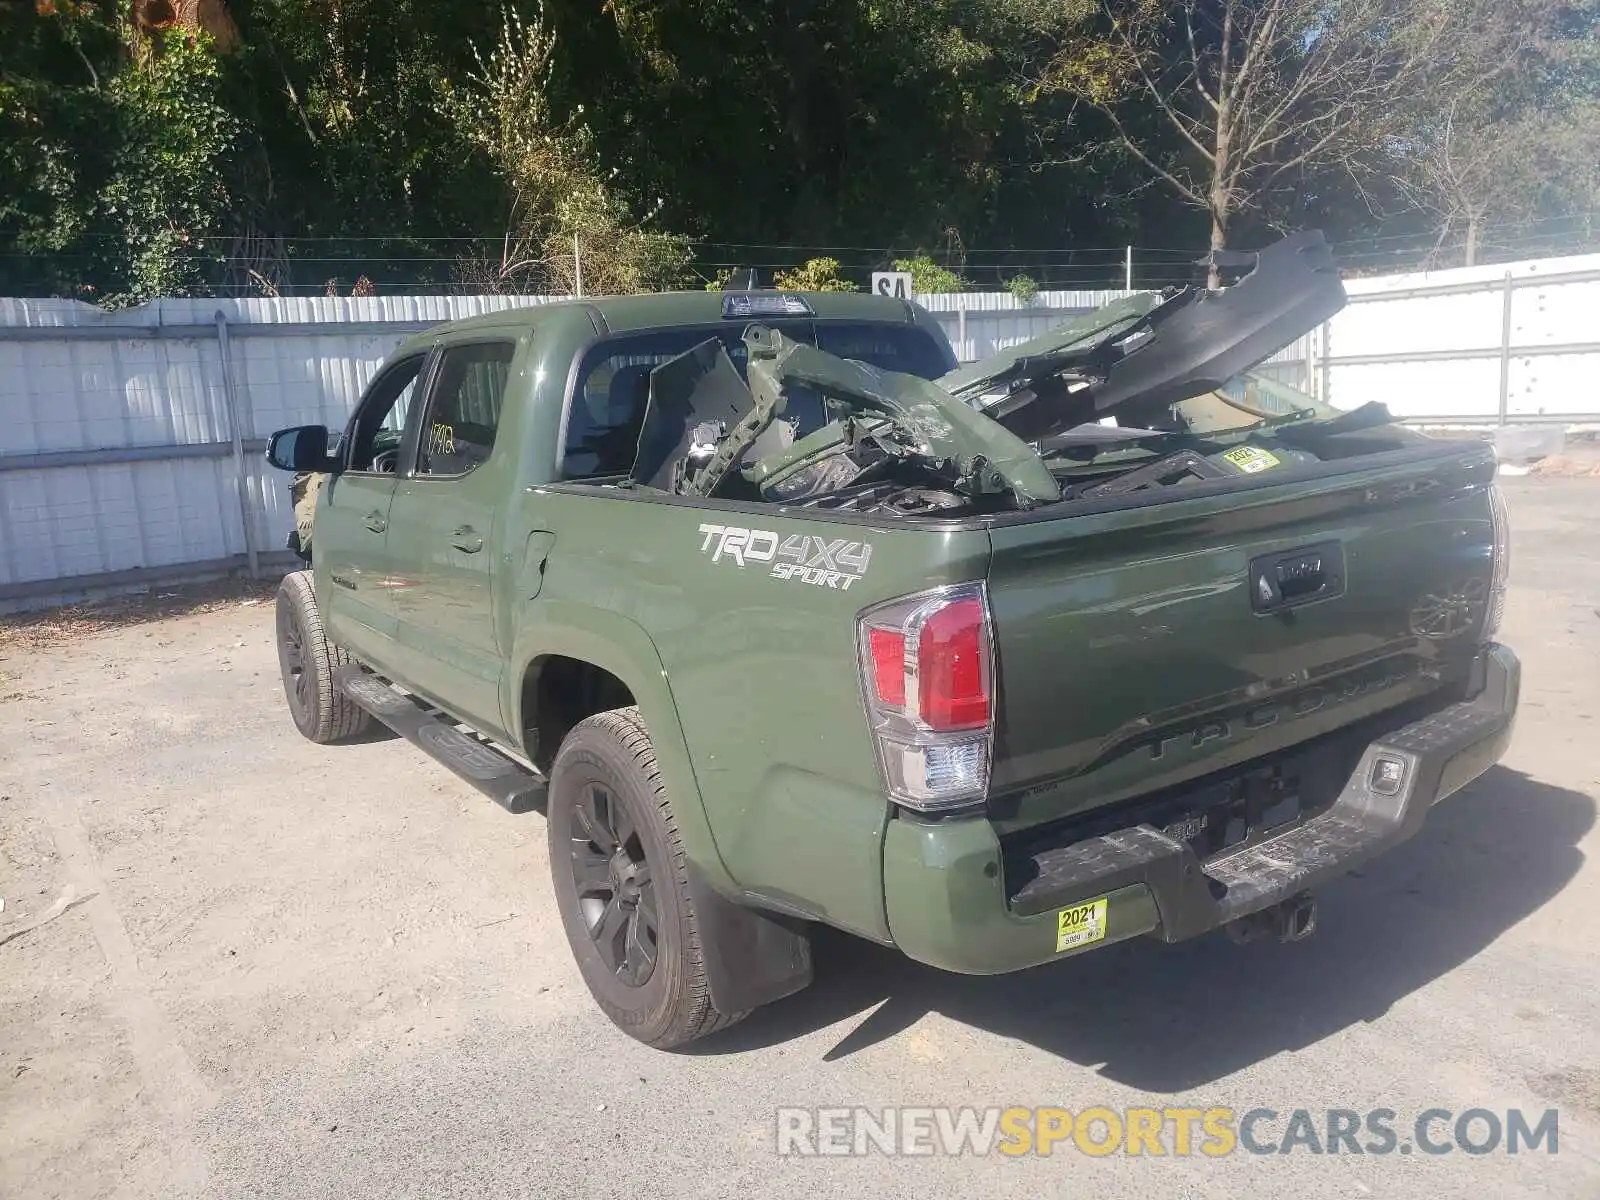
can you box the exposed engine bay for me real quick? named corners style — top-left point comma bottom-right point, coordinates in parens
top-left (625, 231), bottom-right (1420, 518)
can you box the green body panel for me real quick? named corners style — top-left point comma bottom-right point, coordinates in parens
top-left (881, 815), bottom-right (1160, 973)
top-left (298, 288), bottom-right (1509, 967)
top-left (320, 292), bottom-right (975, 938)
top-left (499, 484), bottom-right (991, 940)
top-left (315, 471), bottom-right (400, 655)
top-left (980, 446), bottom-right (1499, 835)
top-left (382, 289), bottom-right (935, 359)
top-left (501, 591), bottom-right (734, 896)
top-left (384, 327), bottom-right (536, 738)
top-left (938, 291), bottom-right (1162, 398)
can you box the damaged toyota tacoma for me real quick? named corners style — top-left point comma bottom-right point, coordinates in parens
top-left (265, 232), bottom-right (1518, 1048)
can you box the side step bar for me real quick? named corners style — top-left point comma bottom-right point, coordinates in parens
top-left (335, 665), bottom-right (546, 814)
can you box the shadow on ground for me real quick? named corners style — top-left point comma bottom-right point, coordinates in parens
top-left (696, 767), bottom-right (1593, 1091)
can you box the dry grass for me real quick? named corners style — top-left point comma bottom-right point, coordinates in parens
top-left (1530, 452), bottom-right (1600, 478)
top-left (0, 574), bottom-right (283, 657)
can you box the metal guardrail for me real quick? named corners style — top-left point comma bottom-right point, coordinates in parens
top-left (1324, 343), bottom-right (1597, 367)
top-left (0, 439), bottom-right (266, 472)
top-left (1330, 266), bottom-right (1600, 303)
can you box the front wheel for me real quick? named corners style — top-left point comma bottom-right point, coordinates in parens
top-left (274, 570), bottom-right (370, 744)
top-left (547, 707), bottom-right (747, 1048)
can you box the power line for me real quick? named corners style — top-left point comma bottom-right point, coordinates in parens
top-left (22, 231), bottom-right (1210, 256)
top-left (1331, 210), bottom-right (1600, 252)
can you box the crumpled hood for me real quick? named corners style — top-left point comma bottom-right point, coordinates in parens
top-left (744, 333), bottom-right (1061, 507)
top-left (633, 324), bottom-right (1062, 509)
top-left (938, 291), bottom-right (1164, 400)
top-left (631, 231), bottom-right (1344, 511)
top-left (942, 230), bottom-right (1346, 442)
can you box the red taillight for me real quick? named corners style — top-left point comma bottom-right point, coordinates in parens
top-left (857, 582), bottom-right (995, 813)
top-left (867, 627), bottom-right (906, 705)
top-left (917, 596), bottom-right (990, 730)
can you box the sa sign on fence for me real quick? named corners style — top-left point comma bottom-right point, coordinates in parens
top-left (871, 271), bottom-right (914, 300)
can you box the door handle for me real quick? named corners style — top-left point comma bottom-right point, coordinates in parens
top-left (1249, 541), bottom-right (1345, 612)
top-left (364, 510), bottom-right (387, 534)
top-left (451, 526), bottom-right (484, 554)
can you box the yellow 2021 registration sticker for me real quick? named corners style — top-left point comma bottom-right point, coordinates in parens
top-left (1055, 897), bottom-right (1109, 953)
top-left (1219, 445), bottom-right (1281, 474)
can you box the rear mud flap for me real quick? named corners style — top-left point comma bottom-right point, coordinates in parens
top-left (685, 865), bottom-right (814, 1017)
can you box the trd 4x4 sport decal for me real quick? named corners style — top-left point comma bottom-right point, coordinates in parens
top-left (697, 524), bottom-right (873, 591)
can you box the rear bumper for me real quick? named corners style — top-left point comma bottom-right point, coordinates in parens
top-left (882, 643), bottom-right (1520, 974)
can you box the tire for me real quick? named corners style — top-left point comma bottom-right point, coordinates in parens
top-left (547, 707), bottom-right (747, 1048)
top-left (274, 570), bottom-right (370, 744)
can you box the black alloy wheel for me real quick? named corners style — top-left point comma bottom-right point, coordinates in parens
top-left (568, 781), bottom-right (659, 987)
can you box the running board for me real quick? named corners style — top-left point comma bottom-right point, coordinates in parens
top-left (335, 666), bottom-right (546, 814)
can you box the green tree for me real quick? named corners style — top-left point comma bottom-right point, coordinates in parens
top-left (214, 0), bottom-right (512, 291)
top-left (441, 7), bottom-right (689, 294)
top-left (1390, 2), bottom-right (1600, 264)
top-left (772, 256), bottom-right (857, 291)
top-left (0, 0), bottom-right (117, 297)
top-left (100, 34), bottom-right (238, 303)
top-left (23, 0), bottom-right (1532, 302)
top-left (578, 0), bottom-right (1123, 260)
top-left (1007, 273), bottom-right (1039, 304)
top-left (1041, 0), bottom-right (1571, 273)
top-left (894, 255), bottom-right (969, 292)
top-left (0, 4), bottom-right (237, 303)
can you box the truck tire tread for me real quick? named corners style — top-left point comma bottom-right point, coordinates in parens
top-left (276, 570), bottom-right (370, 744)
top-left (553, 707), bottom-right (748, 1047)
top-left (603, 707), bottom-right (749, 1044)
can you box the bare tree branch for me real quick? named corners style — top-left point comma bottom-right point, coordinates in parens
top-left (1101, 106), bottom-right (1210, 209)
top-left (1183, 3), bottom-right (1216, 112)
top-left (1101, 1), bottom-right (1215, 163)
top-left (1044, 0), bottom-right (1569, 256)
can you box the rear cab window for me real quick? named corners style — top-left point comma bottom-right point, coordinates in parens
top-left (561, 320), bottom-right (951, 480)
top-left (1164, 371), bottom-right (1340, 436)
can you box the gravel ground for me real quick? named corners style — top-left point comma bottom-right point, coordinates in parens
top-left (2, 477), bottom-right (1597, 1199)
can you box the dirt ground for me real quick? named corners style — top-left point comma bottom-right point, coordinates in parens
top-left (2, 478), bottom-right (1598, 1199)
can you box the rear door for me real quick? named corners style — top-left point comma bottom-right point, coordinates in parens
top-left (315, 352), bottom-right (427, 663)
top-left (386, 338), bottom-right (520, 737)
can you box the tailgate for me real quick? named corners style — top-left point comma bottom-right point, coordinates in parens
top-left (983, 446), bottom-right (1498, 836)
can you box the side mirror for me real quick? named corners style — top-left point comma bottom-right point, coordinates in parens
top-left (265, 425), bottom-right (337, 472)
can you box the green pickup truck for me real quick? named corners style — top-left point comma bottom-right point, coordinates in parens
top-left (265, 232), bottom-right (1518, 1049)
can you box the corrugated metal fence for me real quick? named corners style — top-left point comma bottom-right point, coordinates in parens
top-left (0, 294), bottom-right (567, 609)
top-left (3, 252), bottom-right (1598, 609)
